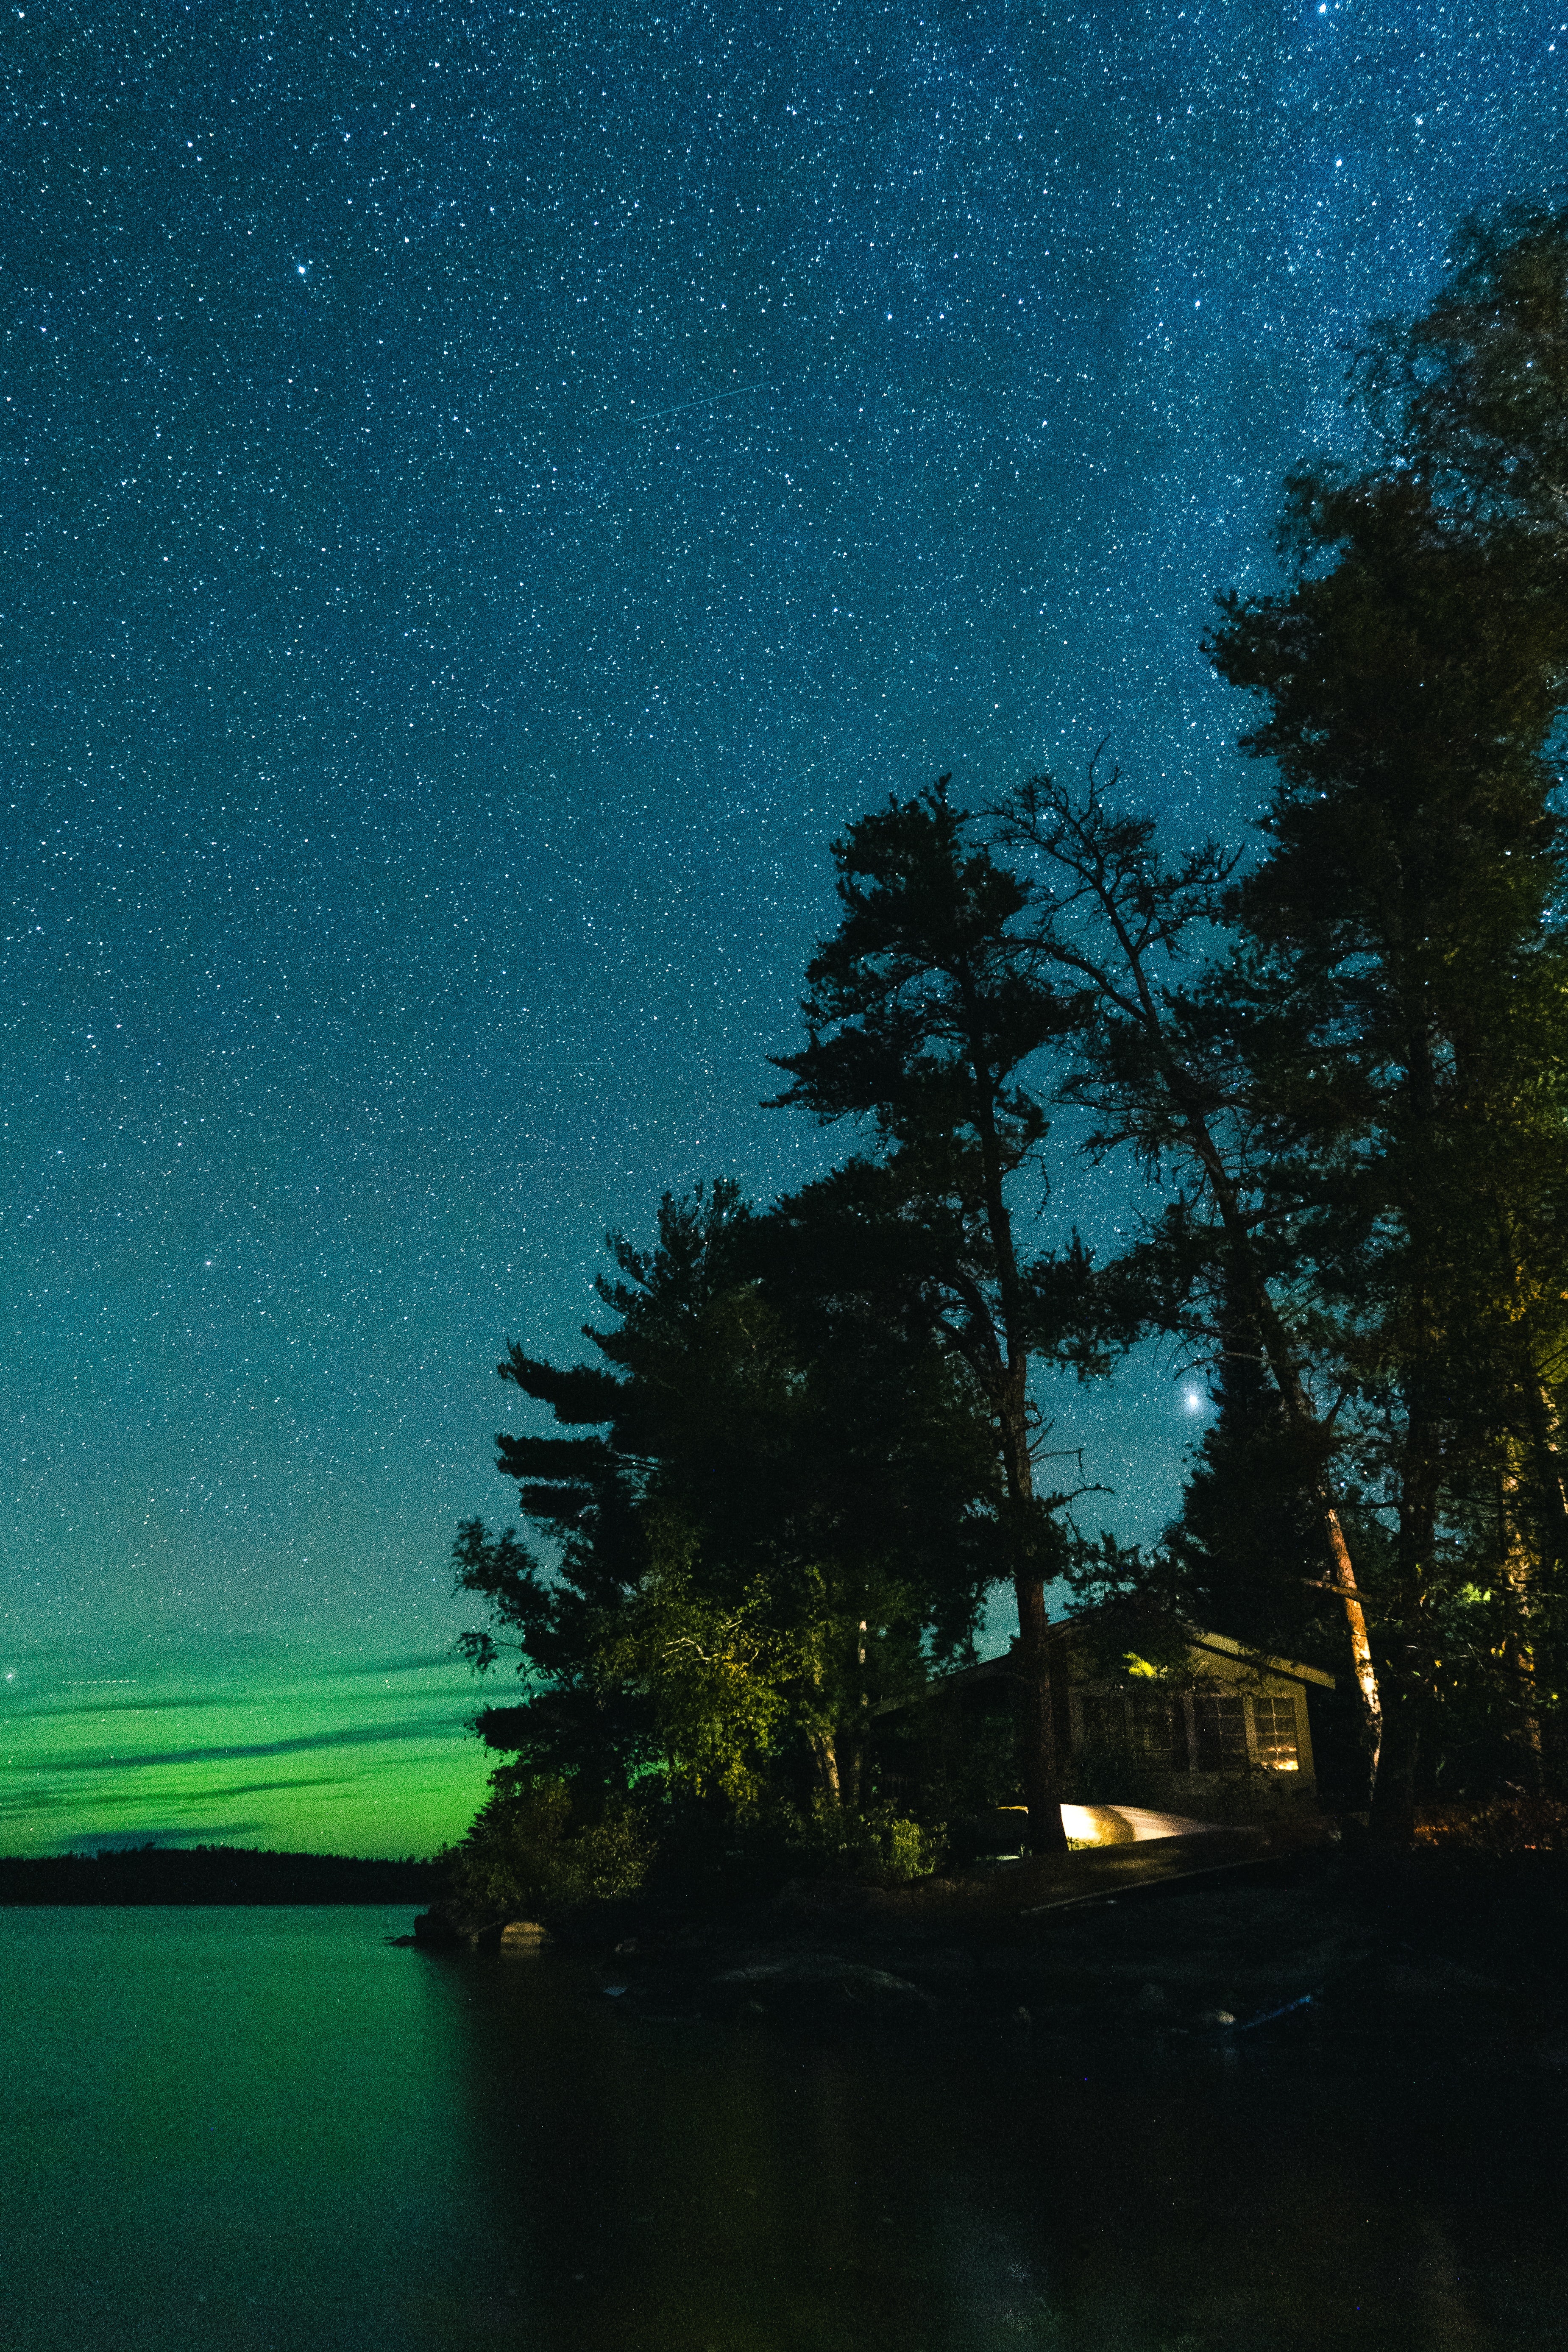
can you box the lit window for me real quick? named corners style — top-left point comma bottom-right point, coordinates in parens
top-left (1253, 1694), bottom-right (1301, 1770)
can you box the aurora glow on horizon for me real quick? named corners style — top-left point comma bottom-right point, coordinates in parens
top-left (2, 0), bottom-right (1558, 1858)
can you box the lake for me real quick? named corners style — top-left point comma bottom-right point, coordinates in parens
top-left (2, 1905), bottom-right (1563, 2350)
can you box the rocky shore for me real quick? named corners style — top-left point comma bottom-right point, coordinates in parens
top-left (405, 1831), bottom-right (1568, 2065)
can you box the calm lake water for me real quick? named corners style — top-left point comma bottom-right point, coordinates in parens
top-left (2, 1905), bottom-right (1564, 2351)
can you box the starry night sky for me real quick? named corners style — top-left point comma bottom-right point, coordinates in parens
top-left (3, 0), bottom-right (1561, 1855)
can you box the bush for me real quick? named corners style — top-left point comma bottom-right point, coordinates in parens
top-left (1414, 1795), bottom-right (1568, 1853)
top-left (443, 1777), bottom-right (655, 1922)
top-left (879, 1813), bottom-right (942, 1882)
top-left (788, 1802), bottom-right (944, 1886)
top-left (900, 1708), bottom-right (1022, 1820)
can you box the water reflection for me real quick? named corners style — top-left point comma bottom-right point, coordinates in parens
top-left (0, 1910), bottom-right (1560, 2351)
top-left (440, 1944), bottom-right (1561, 2352)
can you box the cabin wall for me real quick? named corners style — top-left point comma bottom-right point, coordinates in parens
top-left (1063, 1643), bottom-right (1320, 1817)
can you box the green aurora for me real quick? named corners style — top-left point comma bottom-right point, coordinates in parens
top-left (1, 1639), bottom-right (496, 1860)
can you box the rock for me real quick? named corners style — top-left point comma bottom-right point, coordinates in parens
top-left (412, 1909), bottom-right (505, 1952)
top-left (412, 1909), bottom-right (466, 1950)
top-left (499, 1920), bottom-right (551, 1948)
top-left (706, 1952), bottom-right (935, 2030)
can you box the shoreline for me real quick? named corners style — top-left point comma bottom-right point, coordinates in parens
top-left (412, 1836), bottom-right (1568, 2064)
top-left (0, 1846), bottom-right (444, 1906)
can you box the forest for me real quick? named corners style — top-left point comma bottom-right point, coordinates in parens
top-left (444, 205), bottom-right (1568, 1919)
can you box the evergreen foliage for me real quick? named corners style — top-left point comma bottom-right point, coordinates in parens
top-left (1161, 1295), bottom-right (1332, 1670)
top-left (768, 779), bottom-right (1111, 1850)
top-left (448, 202), bottom-right (1568, 1875)
top-left (1204, 204), bottom-right (1568, 1831)
top-left (446, 1181), bottom-right (997, 1907)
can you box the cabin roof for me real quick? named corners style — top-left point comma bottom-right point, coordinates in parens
top-left (1179, 1627), bottom-right (1336, 1690)
top-left (924, 1614), bottom-right (1336, 1697)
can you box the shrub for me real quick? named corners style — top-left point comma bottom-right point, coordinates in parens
top-left (1414, 1795), bottom-right (1568, 1853)
top-left (788, 1802), bottom-right (944, 1885)
top-left (443, 1776), bottom-right (655, 1922)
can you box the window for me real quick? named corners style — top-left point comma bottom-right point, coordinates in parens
top-left (1077, 1694), bottom-right (1125, 1752)
top-left (1191, 1692), bottom-right (1248, 1773)
top-left (1253, 1694), bottom-right (1301, 1771)
top-left (1073, 1689), bottom-right (1186, 1768)
top-left (1127, 1689), bottom-right (1183, 1767)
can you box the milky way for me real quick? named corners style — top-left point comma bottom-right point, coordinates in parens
top-left (2, 0), bottom-right (1560, 1851)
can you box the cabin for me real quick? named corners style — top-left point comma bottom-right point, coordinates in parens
top-left (894, 1611), bottom-right (1335, 1821)
top-left (1056, 1619), bottom-right (1332, 1808)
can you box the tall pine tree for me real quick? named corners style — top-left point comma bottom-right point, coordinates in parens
top-left (1206, 206), bottom-right (1568, 1833)
top-left (770, 780), bottom-right (1104, 1853)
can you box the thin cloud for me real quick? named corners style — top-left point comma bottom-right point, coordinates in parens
top-left (53, 1825), bottom-right (270, 1851)
top-left (43, 1717), bottom-right (472, 1772)
top-left (15, 1696), bottom-right (223, 1724)
top-left (0, 1772), bottom-right (356, 1823)
top-left (332, 1650), bottom-right (465, 1678)
top-left (15, 1651), bottom-right (468, 1720)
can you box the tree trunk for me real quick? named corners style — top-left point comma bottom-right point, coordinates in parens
top-left (1523, 1372), bottom-right (1568, 1568)
top-left (1014, 1567), bottom-right (1067, 1850)
top-left (811, 1729), bottom-right (841, 1807)
top-left (1500, 1444), bottom-right (1546, 1793)
top-left (1210, 1267), bottom-right (1380, 1797)
top-left (1371, 1410), bottom-right (1439, 1847)
top-left (1368, 1687), bottom-right (1420, 1845)
top-left (1319, 1493), bottom-right (1383, 1800)
top-left (961, 981), bottom-right (1069, 1859)
top-left (1000, 1382), bottom-right (1068, 1855)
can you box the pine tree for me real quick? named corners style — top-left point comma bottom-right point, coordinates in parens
top-left (1205, 205), bottom-right (1568, 1833)
top-left (770, 780), bottom-right (1104, 1852)
top-left (994, 766), bottom-right (1387, 1784)
top-left (1163, 1279), bottom-right (1332, 1666)
top-left (454, 1181), bottom-right (1000, 1837)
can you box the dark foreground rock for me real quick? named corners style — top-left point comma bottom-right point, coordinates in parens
top-left (703, 1952), bottom-right (936, 2030)
top-left (397, 1834), bottom-right (1568, 2067)
top-left (412, 1906), bottom-right (504, 1951)
top-left (544, 1843), bottom-right (1568, 2063)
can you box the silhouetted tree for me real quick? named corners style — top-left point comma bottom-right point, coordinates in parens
top-left (770, 780), bottom-right (1108, 1852)
top-left (994, 765), bottom-right (1386, 1785)
top-left (1162, 1278), bottom-right (1332, 1668)
top-left (455, 1181), bottom-right (1001, 1851)
top-left (1203, 205), bottom-right (1568, 1834)
top-left (996, 209), bottom-right (1568, 1828)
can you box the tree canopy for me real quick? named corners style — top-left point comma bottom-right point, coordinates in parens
top-left (768, 779), bottom-right (1109, 1850)
top-left (447, 203), bottom-right (1568, 1898)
